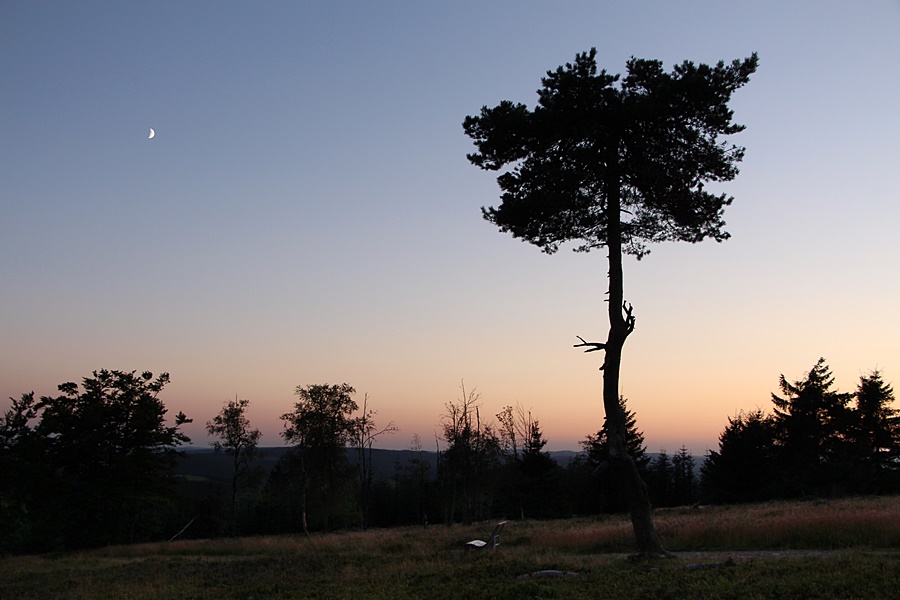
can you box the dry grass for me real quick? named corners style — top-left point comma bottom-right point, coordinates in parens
top-left (654, 496), bottom-right (900, 550)
top-left (2, 496), bottom-right (898, 599)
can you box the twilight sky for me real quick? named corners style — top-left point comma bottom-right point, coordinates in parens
top-left (2, 1), bottom-right (898, 454)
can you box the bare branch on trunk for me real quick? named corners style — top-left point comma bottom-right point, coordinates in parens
top-left (574, 336), bottom-right (606, 352)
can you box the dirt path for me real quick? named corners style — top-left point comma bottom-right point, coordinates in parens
top-left (670, 550), bottom-right (836, 561)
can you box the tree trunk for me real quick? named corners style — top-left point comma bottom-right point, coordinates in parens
top-left (230, 471), bottom-right (238, 535)
top-left (300, 454), bottom-right (310, 536)
top-left (300, 485), bottom-right (309, 537)
top-left (603, 168), bottom-right (667, 558)
top-left (231, 450), bottom-right (239, 535)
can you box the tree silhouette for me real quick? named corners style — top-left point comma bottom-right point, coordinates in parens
top-left (701, 409), bottom-right (777, 502)
top-left (672, 445), bottom-right (697, 506)
top-left (648, 450), bottom-right (673, 506)
top-left (850, 371), bottom-right (898, 493)
top-left (206, 397), bottom-right (262, 534)
top-left (1, 392), bottom-right (44, 551)
top-left (771, 358), bottom-right (853, 495)
top-left (280, 383), bottom-right (358, 535)
top-left (438, 383), bottom-right (501, 524)
top-left (496, 404), bottom-right (560, 518)
top-left (464, 48), bottom-right (757, 555)
top-left (394, 434), bottom-right (434, 526)
top-left (2, 370), bottom-right (191, 550)
top-left (349, 393), bottom-right (397, 529)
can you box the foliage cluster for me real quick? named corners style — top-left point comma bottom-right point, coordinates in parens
top-left (1, 370), bottom-right (190, 553)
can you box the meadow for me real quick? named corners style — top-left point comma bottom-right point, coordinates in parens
top-left (1, 496), bottom-right (897, 599)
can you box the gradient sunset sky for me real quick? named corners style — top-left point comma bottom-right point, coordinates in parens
top-left (2, 1), bottom-right (898, 454)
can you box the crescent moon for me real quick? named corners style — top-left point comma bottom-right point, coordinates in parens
top-left (148, 128), bottom-right (155, 139)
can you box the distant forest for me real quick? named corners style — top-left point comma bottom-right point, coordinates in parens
top-left (1, 359), bottom-right (897, 553)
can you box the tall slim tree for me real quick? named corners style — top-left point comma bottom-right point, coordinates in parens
top-left (672, 445), bottom-right (697, 506)
top-left (395, 434), bottom-right (433, 526)
top-left (439, 383), bottom-right (501, 524)
top-left (280, 383), bottom-right (357, 535)
top-left (850, 370), bottom-right (898, 492)
top-left (464, 48), bottom-right (757, 555)
top-left (349, 393), bottom-right (397, 529)
top-left (518, 417), bottom-right (561, 518)
top-left (648, 450), bottom-right (673, 507)
top-left (206, 397), bottom-right (262, 534)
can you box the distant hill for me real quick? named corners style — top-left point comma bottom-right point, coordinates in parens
top-left (175, 448), bottom-right (700, 485)
top-left (175, 447), bottom-right (583, 485)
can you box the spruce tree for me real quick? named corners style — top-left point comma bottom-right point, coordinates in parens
top-left (851, 371), bottom-right (899, 492)
top-left (771, 359), bottom-right (853, 495)
top-left (579, 396), bottom-right (649, 513)
top-left (672, 445), bottom-right (696, 506)
top-left (701, 409), bottom-right (777, 503)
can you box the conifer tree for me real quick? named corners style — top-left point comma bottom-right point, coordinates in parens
top-left (851, 371), bottom-right (899, 492)
top-left (672, 445), bottom-right (696, 506)
top-left (648, 450), bottom-right (673, 506)
top-left (771, 359), bottom-right (853, 495)
top-left (578, 396), bottom-right (649, 513)
top-left (701, 409), bottom-right (777, 503)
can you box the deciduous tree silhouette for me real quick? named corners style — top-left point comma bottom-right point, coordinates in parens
top-left (349, 393), bottom-right (397, 529)
top-left (464, 48), bottom-right (757, 555)
top-left (1, 392), bottom-right (44, 551)
top-left (438, 383), bottom-right (501, 524)
top-left (280, 383), bottom-right (357, 535)
top-left (2, 370), bottom-right (191, 550)
top-left (206, 397), bottom-right (262, 534)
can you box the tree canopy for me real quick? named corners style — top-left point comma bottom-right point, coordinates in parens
top-left (465, 48), bottom-right (758, 258)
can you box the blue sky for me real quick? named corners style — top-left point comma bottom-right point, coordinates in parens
top-left (2, 1), bottom-right (898, 452)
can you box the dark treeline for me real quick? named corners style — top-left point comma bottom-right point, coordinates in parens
top-left (2, 361), bottom-right (898, 553)
top-left (701, 359), bottom-right (899, 502)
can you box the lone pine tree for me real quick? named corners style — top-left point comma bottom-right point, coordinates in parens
top-left (464, 48), bottom-right (757, 556)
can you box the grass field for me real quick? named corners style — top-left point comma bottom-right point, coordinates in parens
top-left (2, 496), bottom-right (898, 599)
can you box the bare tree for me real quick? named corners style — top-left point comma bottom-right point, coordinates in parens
top-left (439, 382), bottom-right (501, 524)
top-left (349, 393), bottom-right (397, 528)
